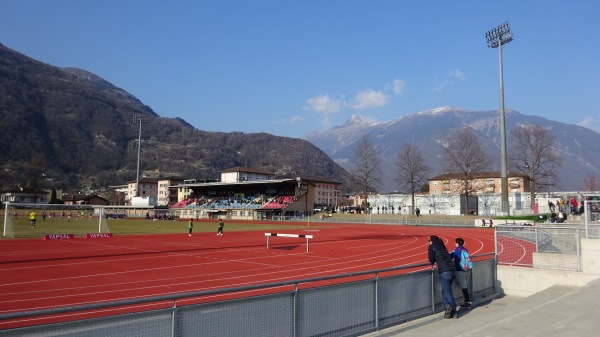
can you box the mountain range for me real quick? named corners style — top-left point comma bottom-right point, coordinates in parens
top-left (2, 42), bottom-right (598, 195)
top-left (305, 106), bottom-right (600, 192)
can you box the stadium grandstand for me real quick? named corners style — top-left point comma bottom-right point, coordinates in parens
top-left (169, 167), bottom-right (342, 221)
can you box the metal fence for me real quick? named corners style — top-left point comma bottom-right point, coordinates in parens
top-left (272, 215), bottom-right (475, 227)
top-left (0, 256), bottom-right (496, 337)
top-left (495, 225), bottom-right (586, 271)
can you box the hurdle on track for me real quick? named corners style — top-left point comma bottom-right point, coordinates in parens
top-left (264, 233), bottom-right (314, 253)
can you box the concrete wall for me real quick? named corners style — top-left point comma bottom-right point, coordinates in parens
top-left (497, 238), bottom-right (600, 297)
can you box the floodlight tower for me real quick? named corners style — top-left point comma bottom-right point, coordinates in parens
top-left (486, 22), bottom-right (514, 215)
top-left (133, 113), bottom-right (148, 198)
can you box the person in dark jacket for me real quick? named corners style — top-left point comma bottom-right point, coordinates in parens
top-left (428, 235), bottom-right (457, 318)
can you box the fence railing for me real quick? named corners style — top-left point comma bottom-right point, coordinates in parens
top-left (272, 215), bottom-right (475, 227)
top-left (1, 255), bottom-right (496, 337)
top-left (495, 225), bottom-right (587, 271)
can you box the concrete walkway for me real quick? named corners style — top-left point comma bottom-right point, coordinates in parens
top-left (363, 278), bottom-right (600, 337)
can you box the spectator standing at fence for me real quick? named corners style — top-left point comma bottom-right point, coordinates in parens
top-left (557, 199), bottom-right (564, 212)
top-left (188, 219), bottom-right (193, 236)
top-left (571, 197), bottom-right (578, 215)
top-left (548, 200), bottom-right (555, 212)
top-left (428, 235), bottom-right (457, 319)
top-left (451, 238), bottom-right (472, 309)
top-left (415, 207), bottom-right (421, 217)
top-left (217, 219), bottom-right (224, 236)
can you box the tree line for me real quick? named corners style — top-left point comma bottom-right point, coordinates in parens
top-left (350, 125), bottom-right (569, 215)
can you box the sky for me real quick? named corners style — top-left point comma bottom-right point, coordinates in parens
top-left (1, 1), bottom-right (599, 138)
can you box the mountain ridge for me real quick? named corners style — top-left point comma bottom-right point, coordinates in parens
top-left (0, 42), bottom-right (351, 192)
top-left (305, 106), bottom-right (600, 192)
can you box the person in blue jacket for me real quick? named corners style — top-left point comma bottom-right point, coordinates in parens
top-left (450, 237), bottom-right (472, 308)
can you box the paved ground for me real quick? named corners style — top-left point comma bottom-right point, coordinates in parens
top-left (363, 278), bottom-right (600, 337)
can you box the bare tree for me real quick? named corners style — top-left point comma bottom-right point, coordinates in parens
top-left (582, 173), bottom-right (599, 192)
top-left (509, 125), bottom-right (563, 209)
top-left (350, 135), bottom-right (383, 213)
top-left (394, 143), bottom-right (430, 215)
top-left (479, 191), bottom-right (499, 216)
top-left (442, 127), bottom-right (491, 214)
top-left (422, 193), bottom-right (449, 215)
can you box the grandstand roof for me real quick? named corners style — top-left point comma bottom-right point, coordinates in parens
top-left (170, 178), bottom-right (297, 189)
top-left (220, 166), bottom-right (275, 175)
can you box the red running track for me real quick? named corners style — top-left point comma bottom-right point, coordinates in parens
top-left (0, 223), bottom-right (495, 329)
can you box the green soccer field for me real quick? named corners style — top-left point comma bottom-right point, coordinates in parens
top-left (105, 219), bottom-right (314, 235)
top-left (1, 214), bottom-right (320, 239)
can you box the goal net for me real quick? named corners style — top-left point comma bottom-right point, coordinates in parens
top-left (2, 203), bottom-right (110, 239)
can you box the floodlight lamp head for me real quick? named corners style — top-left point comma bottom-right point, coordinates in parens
top-left (485, 21), bottom-right (514, 48)
top-left (132, 113), bottom-right (149, 123)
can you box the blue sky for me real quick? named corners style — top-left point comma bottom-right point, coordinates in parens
top-left (2, 1), bottom-right (599, 137)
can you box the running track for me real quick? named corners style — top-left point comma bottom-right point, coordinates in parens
top-left (0, 223), bottom-right (496, 329)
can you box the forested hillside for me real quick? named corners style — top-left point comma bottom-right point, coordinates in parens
top-left (0, 43), bottom-right (350, 192)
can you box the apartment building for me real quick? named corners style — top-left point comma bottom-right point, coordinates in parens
top-left (428, 171), bottom-right (530, 195)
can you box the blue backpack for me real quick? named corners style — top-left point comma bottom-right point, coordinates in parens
top-left (458, 247), bottom-right (473, 271)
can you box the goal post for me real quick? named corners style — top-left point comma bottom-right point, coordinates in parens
top-left (2, 202), bottom-right (110, 239)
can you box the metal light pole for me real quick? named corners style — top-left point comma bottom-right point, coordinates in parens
top-left (525, 165), bottom-right (535, 210)
top-left (296, 176), bottom-right (309, 225)
top-left (486, 22), bottom-right (514, 215)
top-left (133, 114), bottom-right (148, 198)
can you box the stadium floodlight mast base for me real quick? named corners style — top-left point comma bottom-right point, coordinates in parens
top-left (486, 22), bottom-right (514, 215)
top-left (133, 114), bottom-right (149, 198)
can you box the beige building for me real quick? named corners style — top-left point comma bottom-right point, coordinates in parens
top-left (127, 177), bottom-right (183, 206)
top-left (428, 171), bottom-right (530, 195)
top-left (308, 177), bottom-right (341, 208)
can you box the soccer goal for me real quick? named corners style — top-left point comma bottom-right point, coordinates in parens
top-left (2, 202), bottom-right (110, 238)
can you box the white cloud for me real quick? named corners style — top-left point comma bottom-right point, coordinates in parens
top-left (305, 94), bottom-right (344, 115)
top-left (448, 69), bottom-right (466, 81)
top-left (289, 115), bottom-right (303, 124)
top-left (578, 116), bottom-right (600, 133)
top-left (304, 78), bottom-right (402, 124)
top-left (393, 79), bottom-right (406, 95)
top-left (305, 94), bottom-right (345, 127)
top-left (352, 89), bottom-right (389, 110)
top-left (434, 79), bottom-right (451, 91)
top-left (434, 69), bottom-right (466, 91)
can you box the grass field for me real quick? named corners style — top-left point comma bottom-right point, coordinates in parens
top-left (2, 210), bottom-right (547, 240)
top-left (0, 215), bottom-right (323, 239)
